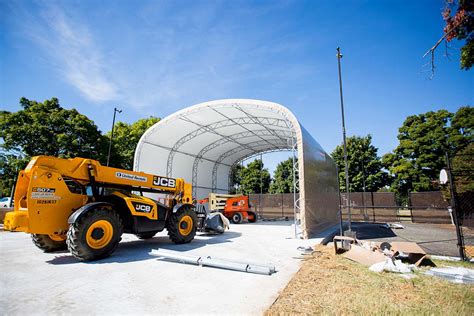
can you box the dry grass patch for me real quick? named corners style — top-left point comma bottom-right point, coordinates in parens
top-left (266, 245), bottom-right (474, 315)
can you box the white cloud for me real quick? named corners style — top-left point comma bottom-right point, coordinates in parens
top-left (20, 2), bottom-right (119, 102)
top-left (10, 1), bottom-right (312, 112)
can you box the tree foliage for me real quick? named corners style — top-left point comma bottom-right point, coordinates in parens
top-left (0, 153), bottom-right (29, 197)
top-left (238, 159), bottom-right (271, 195)
top-left (229, 164), bottom-right (244, 194)
top-left (0, 98), bottom-right (107, 160)
top-left (451, 142), bottom-right (474, 193)
top-left (383, 107), bottom-right (473, 194)
top-left (443, 0), bottom-right (474, 70)
top-left (331, 135), bottom-right (390, 192)
top-left (0, 98), bottom-right (109, 197)
top-left (106, 117), bottom-right (160, 169)
top-left (269, 158), bottom-right (298, 193)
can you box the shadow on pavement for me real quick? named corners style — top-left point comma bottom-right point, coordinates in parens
top-left (46, 231), bottom-right (242, 265)
top-left (320, 222), bottom-right (397, 244)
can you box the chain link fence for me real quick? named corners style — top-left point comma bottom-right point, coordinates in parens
top-left (248, 193), bottom-right (297, 220)
top-left (448, 149), bottom-right (474, 260)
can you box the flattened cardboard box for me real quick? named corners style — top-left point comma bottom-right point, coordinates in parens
top-left (343, 245), bottom-right (387, 266)
top-left (390, 241), bottom-right (427, 266)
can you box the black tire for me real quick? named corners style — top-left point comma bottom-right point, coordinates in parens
top-left (67, 208), bottom-right (123, 261)
top-left (166, 206), bottom-right (197, 244)
top-left (136, 231), bottom-right (159, 239)
top-left (232, 212), bottom-right (243, 224)
top-left (31, 234), bottom-right (67, 252)
top-left (248, 212), bottom-right (257, 223)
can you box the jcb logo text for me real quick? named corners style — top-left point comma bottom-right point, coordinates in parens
top-left (153, 176), bottom-right (176, 188)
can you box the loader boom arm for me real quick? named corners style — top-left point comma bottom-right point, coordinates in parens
top-left (22, 156), bottom-right (193, 202)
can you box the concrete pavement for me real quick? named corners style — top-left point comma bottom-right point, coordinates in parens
top-left (0, 221), bottom-right (322, 315)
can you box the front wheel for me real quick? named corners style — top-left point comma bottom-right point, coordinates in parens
top-left (231, 212), bottom-right (243, 224)
top-left (31, 234), bottom-right (67, 252)
top-left (166, 206), bottom-right (197, 244)
top-left (67, 208), bottom-right (123, 261)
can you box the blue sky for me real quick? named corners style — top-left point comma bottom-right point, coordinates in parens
top-left (1, 0), bottom-right (473, 173)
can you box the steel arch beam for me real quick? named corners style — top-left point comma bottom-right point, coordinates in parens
top-left (211, 140), bottom-right (290, 192)
top-left (191, 129), bottom-right (292, 195)
top-left (166, 116), bottom-right (290, 177)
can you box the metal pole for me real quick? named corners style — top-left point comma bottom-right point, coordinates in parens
top-left (241, 160), bottom-right (244, 194)
top-left (292, 145), bottom-right (297, 238)
top-left (336, 165), bottom-right (344, 236)
top-left (106, 107), bottom-right (122, 167)
top-left (337, 47), bottom-right (352, 232)
top-left (445, 152), bottom-right (466, 260)
top-left (259, 153), bottom-right (263, 217)
top-left (360, 157), bottom-right (367, 221)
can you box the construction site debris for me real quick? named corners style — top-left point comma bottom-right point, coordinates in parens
top-left (333, 235), bottom-right (357, 253)
top-left (425, 267), bottom-right (474, 284)
top-left (390, 241), bottom-right (428, 266)
top-left (333, 236), bottom-right (434, 272)
top-left (380, 223), bottom-right (405, 229)
top-left (344, 245), bottom-right (387, 266)
top-left (369, 258), bottom-right (414, 273)
top-left (150, 249), bottom-right (276, 275)
top-left (297, 246), bottom-right (314, 254)
top-left (431, 255), bottom-right (462, 262)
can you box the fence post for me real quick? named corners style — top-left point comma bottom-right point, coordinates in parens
top-left (281, 193), bottom-right (284, 218)
top-left (446, 152), bottom-right (466, 261)
top-left (371, 192), bottom-right (375, 222)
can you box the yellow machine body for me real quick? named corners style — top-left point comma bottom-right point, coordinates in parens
top-left (4, 155), bottom-right (193, 236)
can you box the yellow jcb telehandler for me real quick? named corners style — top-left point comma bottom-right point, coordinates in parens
top-left (4, 155), bottom-right (199, 261)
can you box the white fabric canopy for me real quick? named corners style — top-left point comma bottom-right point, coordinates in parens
top-left (134, 99), bottom-right (339, 238)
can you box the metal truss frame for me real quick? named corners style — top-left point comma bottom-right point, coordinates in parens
top-left (211, 139), bottom-right (290, 194)
top-left (166, 116), bottom-right (290, 176)
top-left (191, 129), bottom-right (292, 195)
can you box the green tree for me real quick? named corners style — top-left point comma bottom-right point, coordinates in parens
top-left (451, 142), bottom-right (474, 193)
top-left (269, 158), bottom-right (298, 193)
top-left (383, 107), bottom-right (473, 193)
top-left (106, 117), bottom-right (160, 169)
top-left (331, 135), bottom-right (390, 192)
top-left (0, 98), bottom-right (108, 160)
top-left (239, 159), bottom-right (271, 195)
top-left (0, 152), bottom-right (29, 197)
top-left (229, 164), bottom-right (243, 194)
top-left (0, 98), bottom-right (109, 195)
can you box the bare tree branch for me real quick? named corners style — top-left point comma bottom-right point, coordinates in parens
top-left (423, 16), bottom-right (467, 78)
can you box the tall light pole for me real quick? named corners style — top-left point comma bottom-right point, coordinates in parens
top-left (337, 47), bottom-right (352, 232)
top-left (360, 154), bottom-right (367, 221)
top-left (106, 107), bottom-right (122, 167)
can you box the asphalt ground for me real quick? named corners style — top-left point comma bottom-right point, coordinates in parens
top-left (326, 221), bottom-right (473, 257)
top-left (0, 221), bottom-right (321, 315)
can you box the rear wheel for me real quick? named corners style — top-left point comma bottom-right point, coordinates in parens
top-left (67, 208), bottom-right (123, 261)
top-left (248, 212), bottom-right (257, 223)
top-left (31, 234), bottom-right (67, 252)
top-left (167, 206), bottom-right (197, 244)
top-left (136, 231), bottom-right (159, 239)
top-left (232, 212), bottom-right (243, 224)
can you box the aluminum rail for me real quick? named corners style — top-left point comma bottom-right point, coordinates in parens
top-left (150, 250), bottom-right (276, 275)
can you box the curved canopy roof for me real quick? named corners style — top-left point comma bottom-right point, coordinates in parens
top-left (134, 99), bottom-right (339, 238)
top-left (134, 99), bottom-right (301, 198)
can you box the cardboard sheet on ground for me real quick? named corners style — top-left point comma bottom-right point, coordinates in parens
top-left (343, 245), bottom-right (387, 266)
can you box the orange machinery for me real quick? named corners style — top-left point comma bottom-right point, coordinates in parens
top-left (197, 193), bottom-right (257, 224)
